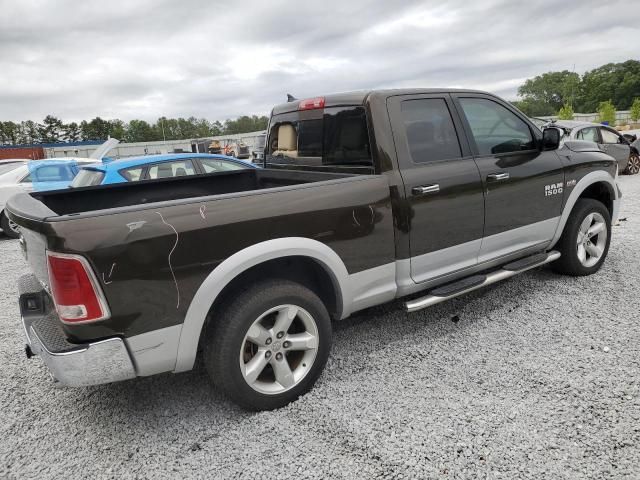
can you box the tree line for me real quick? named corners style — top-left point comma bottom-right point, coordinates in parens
top-left (513, 59), bottom-right (640, 117)
top-left (0, 115), bottom-right (269, 146)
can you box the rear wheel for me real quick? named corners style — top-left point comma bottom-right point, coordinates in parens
top-left (1, 211), bottom-right (20, 239)
top-left (552, 199), bottom-right (611, 276)
top-left (203, 279), bottom-right (332, 410)
top-left (625, 152), bottom-right (640, 175)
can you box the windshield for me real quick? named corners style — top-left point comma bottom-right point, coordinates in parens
top-left (0, 162), bottom-right (24, 176)
top-left (71, 168), bottom-right (105, 187)
top-left (266, 106), bottom-right (372, 172)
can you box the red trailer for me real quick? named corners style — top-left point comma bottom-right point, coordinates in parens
top-left (0, 146), bottom-right (45, 160)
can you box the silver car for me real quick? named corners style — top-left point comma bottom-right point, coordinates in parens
top-left (548, 120), bottom-right (639, 175)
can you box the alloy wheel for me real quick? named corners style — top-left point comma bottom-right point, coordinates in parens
top-left (627, 153), bottom-right (640, 175)
top-left (576, 212), bottom-right (607, 268)
top-left (239, 304), bottom-right (319, 394)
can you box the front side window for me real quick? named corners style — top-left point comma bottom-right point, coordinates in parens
top-left (400, 98), bottom-right (462, 163)
top-left (147, 160), bottom-right (196, 180)
top-left (600, 128), bottom-right (621, 144)
top-left (459, 98), bottom-right (535, 155)
top-left (576, 127), bottom-right (599, 143)
top-left (267, 106), bottom-right (372, 169)
top-left (200, 158), bottom-right (248, 173)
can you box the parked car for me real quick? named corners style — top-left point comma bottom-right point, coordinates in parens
top-left (70, 153), bottom-right (257, 188)
top-left (10, 89), bottom-right (620, 411)
top-left (547, 120), bottom-right (639, 175)
top-left (0, 158), bottom-right (96, 238)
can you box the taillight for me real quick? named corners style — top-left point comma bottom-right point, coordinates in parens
top-left (298, 97), bottom-right (325, 111)
top-left (46, 251), bottom-right (110, 324)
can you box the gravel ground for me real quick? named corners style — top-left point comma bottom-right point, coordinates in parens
top-left (1, 176), bottom-right (639, 479)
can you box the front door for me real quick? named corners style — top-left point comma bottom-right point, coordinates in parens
top-left (452, 94), bottom-right (565, 263)
top-left (387, 94), bottom-right (485, 283)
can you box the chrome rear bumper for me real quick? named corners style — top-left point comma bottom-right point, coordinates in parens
top-left (19, 274), bottom-right (136, 387)
top-left (24, 320), bottom-right (136, 387)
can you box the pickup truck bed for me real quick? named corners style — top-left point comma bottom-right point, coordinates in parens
top-left (11, 168), bottom-right (395, 345)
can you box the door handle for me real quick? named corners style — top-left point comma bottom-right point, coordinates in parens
top-left (412, 184), bottom-right (440, 195)
top-left (487, 172), bottom-right (510, 181)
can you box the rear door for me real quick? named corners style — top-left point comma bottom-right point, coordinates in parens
top-left (452, 94), bottom-right (564, 263)
top-left (387, 94), bottom-right (485, 283)
top-left (599, 126), bottom-right (630, 171)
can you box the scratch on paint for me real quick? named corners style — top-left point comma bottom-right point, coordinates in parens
top-left (156, 211), bottom-right (180, 309)
top-left (199, 205), bottom-right (206, 219)
top-left (102, 262), bottom-right (116, 285)
top-left (127, 220), bottom-right (146, 232)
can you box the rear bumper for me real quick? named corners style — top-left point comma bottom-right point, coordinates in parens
top-left (19, 274), bottom-right (136, 387)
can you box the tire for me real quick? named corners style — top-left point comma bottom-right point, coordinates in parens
top-left (625, 152), bottom-right (640, 175)
top-left (551, 199), bottom-right (611, 276)
top-left (203, 278), bottom-right (332, 410)
top-left (1, 211), bottom-right (19, 239)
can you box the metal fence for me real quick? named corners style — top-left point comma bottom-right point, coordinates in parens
top-left (536, 110), bottom-right (635, 125)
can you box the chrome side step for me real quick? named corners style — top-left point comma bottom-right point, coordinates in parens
top-left (404, 250), bottom-right (561, 313)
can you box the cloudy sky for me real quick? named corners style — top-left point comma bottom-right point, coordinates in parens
top-left (1, 0), bottom-right (638, 123)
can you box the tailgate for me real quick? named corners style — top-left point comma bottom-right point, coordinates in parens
top-left (6, 192), bottom-right (57, 287)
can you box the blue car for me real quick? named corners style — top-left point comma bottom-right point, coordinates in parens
top-left (70, 153), bottom-right (257, 188)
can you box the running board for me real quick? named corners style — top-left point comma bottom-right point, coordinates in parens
top-left (404, 250), bottom-right (561, 313)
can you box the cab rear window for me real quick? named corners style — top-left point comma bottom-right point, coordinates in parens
top-left (266, 106), bottom-right (372, 171)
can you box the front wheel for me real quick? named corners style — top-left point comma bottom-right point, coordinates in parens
top-left (552, 199), bottom-right (611, 276)
top-left (625, 152), bottom-right (640, 175)
top-left (1, 211), bottom-right (20, 239)
top-left (203, 279), bottom-right (332, 410)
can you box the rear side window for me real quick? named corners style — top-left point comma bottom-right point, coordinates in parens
top-left (400, 99), bottom-right (462, 163)
top-left (459, 98), bottom-right (535, 155)
top-left (0, 163), bottom-right (24, 175)
top-left (576, 127), bottom-right (599, 142)
top-left (121, 167), bottom-right (143, 181)
top-left (32, 165), bottom-right (75, 182)
top-left (267, 106), bottom-right (372, 169)
top-left (70, 169), bottom-right (105, 187)
top-left (200, 158), bottom-right (248, 173)
top-left (148, 160), bottom-right (196, 179)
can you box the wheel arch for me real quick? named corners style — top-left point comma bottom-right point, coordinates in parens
top-left (550, 171), bottom-right (618, 249)
top-left (173, 237), bottom-right (351, 372)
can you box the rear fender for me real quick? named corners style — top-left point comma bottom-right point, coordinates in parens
top-left (173, 237), bottom-right (351, 372)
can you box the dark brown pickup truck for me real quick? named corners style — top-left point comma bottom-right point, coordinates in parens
top-left (8, 89), bottom-right (621, 410)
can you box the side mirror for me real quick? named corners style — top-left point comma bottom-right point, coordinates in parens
top-left (542, 127), bottom-right (561, 151)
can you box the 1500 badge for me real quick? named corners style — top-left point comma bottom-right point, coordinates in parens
top-left (545, 182), bottom-right (563, 196)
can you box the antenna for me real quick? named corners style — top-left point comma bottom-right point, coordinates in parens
top-left (286, 94), bottom-right (297, 103)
